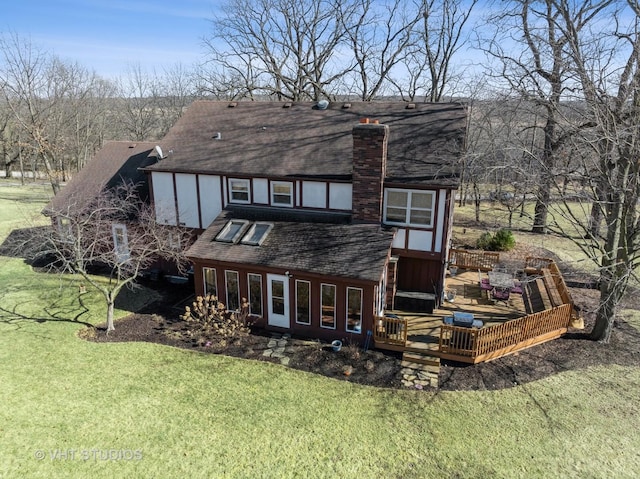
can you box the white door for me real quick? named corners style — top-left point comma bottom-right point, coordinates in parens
top-left (267, 274), bottom-right (290, 328)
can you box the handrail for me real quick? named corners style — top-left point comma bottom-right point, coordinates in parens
top-left (440, 304), bottom-right (573, 362)
top-left (373, 315), bottom-right (407, 346)
top-left (449, 249), bottom-right (500, 271)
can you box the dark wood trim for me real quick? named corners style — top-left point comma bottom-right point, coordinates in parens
top-left (195, 174), bottom-right (203, 229)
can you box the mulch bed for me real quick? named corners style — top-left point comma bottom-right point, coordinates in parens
top-left (83, 281), bottom-right (640, 391)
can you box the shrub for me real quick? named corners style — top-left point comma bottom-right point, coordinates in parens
top-left (492, 228), bottom-right (516, 251)
top-left (181, 294), bottom-right (250, 338)
top-left (475, 229), bottom-right (516, 252)
top-left (476, 232), bottom-right (494, 250)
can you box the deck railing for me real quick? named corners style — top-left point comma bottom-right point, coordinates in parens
top-left (449, 249), bottom-right (500, 271)
top-left (373, 315), bottom-right (407, 346)
top-left (439, 304), bottom-right (573, 363)
top-left (547, 261), bottom-right (574, 307)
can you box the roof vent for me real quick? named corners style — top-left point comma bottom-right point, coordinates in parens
top-left (342, 103), bottom-right (351, 109)
top-left (228, 102), bottom-right (238, 108)
top-left (154, 145), bottom-right (165, 159)
top-left (406, 103), bottom-right (416, 109)
top-left (213, 132), bottom-right (222, 140)
top-left (128, 143), bottom-right (137, 148)
top-left (283, 102), bottom-right (292, 108)
top-left (317, 99), bottom-right (329, 110)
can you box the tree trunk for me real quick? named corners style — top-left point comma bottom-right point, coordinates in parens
top-left (106, 297), bottom-right (115, 332)
top-left (591, 278), bottom-right (619, 343)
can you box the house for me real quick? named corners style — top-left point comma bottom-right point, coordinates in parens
top-left (141, 101), bottom-right (468, 344)
top-left (43, 141), bottom-right (158, 254)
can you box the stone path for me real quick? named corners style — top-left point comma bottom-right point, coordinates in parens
top-left (399, 354), bottom-right (440, 389)
top-left (262, 333), bottom-right (292, 366)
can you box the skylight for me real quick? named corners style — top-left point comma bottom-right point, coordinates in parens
top-left (241, 222), bottom-right (273, 246)
top-left (215, 220), bottom-right (249, 243)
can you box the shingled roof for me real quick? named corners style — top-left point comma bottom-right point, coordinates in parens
top-left (187, 208), bottom-right (395, 283)
top-left (145, 101), bottom-right (467, 187)
top-left (44, 141), bottom-right (157, 215)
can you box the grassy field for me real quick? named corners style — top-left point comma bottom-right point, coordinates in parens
top-left (1, 183), bottom-right (640, 478)
top-left (453, 200), bottom-right (601, 274)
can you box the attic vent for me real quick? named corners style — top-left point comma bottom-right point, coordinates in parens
top-left (342, 103), bottom-right (351, 109)
top-left (154, 145), bottom-right (165, 159)
top-left (406, 103), bottom-right (416, 109)
top-left (283, 102), bottom-right (292, 108)
top-left (228, 102), bottom-right (238, 108)
top-left (317, 99), bottom-right (329, 110)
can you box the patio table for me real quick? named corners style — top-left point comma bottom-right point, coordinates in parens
top-left (488, 271), bottom-right (515, 289)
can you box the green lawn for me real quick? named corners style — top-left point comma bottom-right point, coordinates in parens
top-left (453, 201), bottom-right (601, 273)
top-left (1, 185), bottom-right (640, 478)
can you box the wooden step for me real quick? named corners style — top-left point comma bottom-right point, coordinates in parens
top-left (402, 352), bottom-right (441, 367)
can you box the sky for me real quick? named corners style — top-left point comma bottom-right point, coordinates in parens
top-left (2, 0), bottom-right (221, 78)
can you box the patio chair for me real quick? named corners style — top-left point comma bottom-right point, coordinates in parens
top-left (491, 288), bottom-right (510, 304)
top-left (478, 270), bottom-right (493, 291)
top-left (510, 281), bottom-right (523, 295)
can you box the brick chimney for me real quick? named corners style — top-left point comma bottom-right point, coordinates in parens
top-left (352, 122), bottom-right (389, 223)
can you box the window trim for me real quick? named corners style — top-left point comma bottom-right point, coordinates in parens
top-left (225, 270), bottom-right (240, 312)
top-left (111, 223), bottom-right (130, 261)
top-left (228, 178), bottom-right (251, 204)
top-left (295, 280), bottom-right (311, 325)
top-left (247, 273), bottom-right (263, 317)
top-left (270, 181), bottom-right (294, 207)
top-left (215, 219), bottom-right (249, 243)
top-left (241, 222), bottom-right (273, 246)
top-left (320, 283), bottom-right (336, 330)
top-left (346, 287), bottom-right (363, 334)
top-left (203, 267), bottom-right (218, 297)
top-left (383, 188), bottom-right (435, 228)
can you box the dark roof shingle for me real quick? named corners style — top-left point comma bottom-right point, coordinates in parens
top-left (187, 208), bottom-right (394, 282)
top-left (45, 141), bottom-right (157, 215)
top-left (146, 101), bottom-right (467, 186)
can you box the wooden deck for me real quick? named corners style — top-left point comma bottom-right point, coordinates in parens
top-left (375, 254), bottom-right (576, 365)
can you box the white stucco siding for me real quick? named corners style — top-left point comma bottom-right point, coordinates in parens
top-left (175, 174), bottom-right (199, 228)
top-left (302, 181), bottom-right (327, 208)
top-left (408, 229), bottom-right (433, 251)
top-left (329, 183), bottom-right (352, 210)
top-left (152, 172), bottom-right (176, 225)
top-left (392, 228), bottom-right (406, 249)
top-left (253, 178), bottom-right (269, 204)
top-left (434, 189), bottom-right (447, 253)
top-left (198, 175), bottom-right (222, 228)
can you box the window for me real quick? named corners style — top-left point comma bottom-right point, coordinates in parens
top-left (248, 273), bottom-right (263, 317)
top-left (203, 267), bottom-right (217, 297)
top-left (215, 220), bottom-right (248, 243)
top-left (320, 283), bottom-right (336, 329)
top-left (111, 224), bottom-right (130, 261)
top-left (225, 270), bottom-right (240, 311)
top-left (270, 181), bottom-right (293, 207)
top-left (295, 280), bottom-right (311, 325)
top-left (346, 288), bottom-right (363, 333)
top-left (57, 217), bottom-right (73, 242)
top-left (384, 189), bottom-right (435, 227)
top-left (229, 178), bottom-right (250, 204)
top-left (241, 222), bottom-right (273, 246)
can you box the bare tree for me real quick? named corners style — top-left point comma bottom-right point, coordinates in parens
top-left (478, 1), bottom-right (610, 234)
top-left (40, 182), bottom-right (191, 331)
top-left (546, 0), bottom-right (640, 342)
top-left (394, 0), bottom-right (477, 101)
top-left (0, 34), bottom-right (115, 190)
top-left (204, 0), bottom-right (362, 100)
top-left (343, 0), bottom-right (423, 100)
top-left (115, 64), bottom-right (163, 141)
